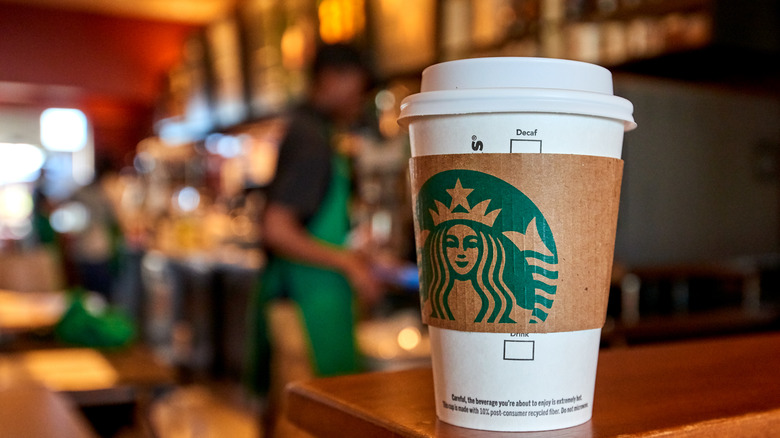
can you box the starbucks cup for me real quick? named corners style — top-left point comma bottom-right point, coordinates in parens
top-left (398, 57), bottom-right (635, 431)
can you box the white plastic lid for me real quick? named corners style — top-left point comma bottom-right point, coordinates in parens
top-left (399, 57), bottom-right (636, 131)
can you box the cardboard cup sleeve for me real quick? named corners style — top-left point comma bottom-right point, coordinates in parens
top-left (410, 153), bottom-right (623, 334)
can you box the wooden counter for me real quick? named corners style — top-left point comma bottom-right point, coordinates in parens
top-left (285, 332), bottom-right (780, 437)
top-left (0, 383), bottom-right (97, 438)
top-left (0, 345), bottom-right (176, 437)
top-left (0, 345), bottom-right (175, 406)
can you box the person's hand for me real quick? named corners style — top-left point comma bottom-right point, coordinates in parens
top-left (261, 203), bottom-right (386, 307)
top-left (341, 253), bottom-right (384, 308)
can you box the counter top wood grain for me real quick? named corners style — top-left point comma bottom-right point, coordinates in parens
top-left (285, 332), bottom-right (780, 437)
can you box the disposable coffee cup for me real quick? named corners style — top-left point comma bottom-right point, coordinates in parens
top-left (398, 57), bottom-right (635, 432)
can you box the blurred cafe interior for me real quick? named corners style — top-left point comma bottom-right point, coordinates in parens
top-left (0, 0), bottom-right (778, 437)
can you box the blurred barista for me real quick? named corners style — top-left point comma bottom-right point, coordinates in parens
top-left (246, 43), bottom-right (384, 434)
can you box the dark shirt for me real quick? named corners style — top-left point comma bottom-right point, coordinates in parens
top-left (267, 104), bottom-right (333, 224)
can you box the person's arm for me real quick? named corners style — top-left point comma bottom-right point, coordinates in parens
top-left (261, 202), bottom-right (383, 305)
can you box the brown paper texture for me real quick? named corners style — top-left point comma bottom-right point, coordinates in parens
top-left (410, 153), bottom-right (623, 334)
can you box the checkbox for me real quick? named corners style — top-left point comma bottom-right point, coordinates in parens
top-left (504, 340), bottom-right (535, 361)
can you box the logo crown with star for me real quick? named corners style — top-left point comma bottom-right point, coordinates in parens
top-left (430, 179), bottom-right (501, 227)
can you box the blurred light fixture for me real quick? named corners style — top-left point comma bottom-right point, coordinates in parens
top-left (205, 133), bottom-right (223, 155)
top-left (374, 89), bottom-right (396, 111)
top-left (175, 186), bottom-right (201, 212)
top-left (281, 23), bottom-right (308, 70)
top-left (0, 142), bottom-right (46, 184)
top-left (397, 326), bottom-right (421, 351)
top-left (318, 0), bottom-right (364, 43)
top-left (157, 117), bottom-right (195, 146)
top-left (218, 135), bottom-right (243, 158)
top-left (205, 133), bottom-right (244, 158)
top-left (40, 108), bottom-right (88, 152)
top-left (50, 202), bottom-right (90, 234)
top-left (0, 184), bottom-right (34, 224)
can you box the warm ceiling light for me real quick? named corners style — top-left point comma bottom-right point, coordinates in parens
top-left (397, 326), bottom-right (421, 351)
top-left (318, 0), bottom-right (364, 44)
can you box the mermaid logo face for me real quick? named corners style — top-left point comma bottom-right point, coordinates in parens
top-left (445, 224), bottom-right (480, 276)
top-left (416, 170), bottom-right (559, 325)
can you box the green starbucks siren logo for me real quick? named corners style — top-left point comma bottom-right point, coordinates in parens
top-left (417, 169), bottom-right (558, 324)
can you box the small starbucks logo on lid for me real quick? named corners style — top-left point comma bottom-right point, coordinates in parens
top-left (417, 169), bottom-right (558, 325)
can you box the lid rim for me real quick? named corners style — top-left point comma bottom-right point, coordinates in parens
top-left (398, 88), bottom-right (636, 131)
top-left (399, 110), bottom-right (637, 131)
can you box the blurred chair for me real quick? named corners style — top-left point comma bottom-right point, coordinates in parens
top-left (605, 258), bottom-right (777, 346)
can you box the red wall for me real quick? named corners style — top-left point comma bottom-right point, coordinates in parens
top-left (0, 3), bottom-right (197, 163)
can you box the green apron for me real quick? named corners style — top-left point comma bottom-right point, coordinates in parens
top-left (246, 151), bottom-right (359, 394)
